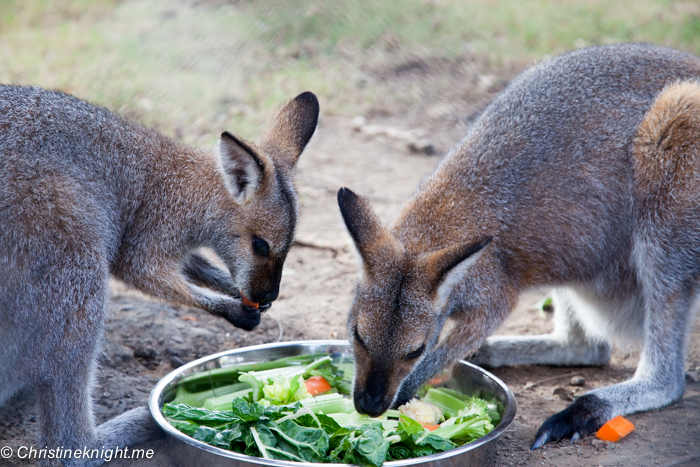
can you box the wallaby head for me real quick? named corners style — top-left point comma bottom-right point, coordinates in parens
top-left (212, 92), bottom-right (319, 307)
top-left (337, 188), bottom-right (491, 416)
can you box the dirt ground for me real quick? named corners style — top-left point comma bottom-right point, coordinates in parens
top-left (1, 59), bottom-right (700, 467)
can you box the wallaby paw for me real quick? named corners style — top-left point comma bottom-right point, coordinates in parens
top-left (96, 406), bottom-right (164, 449)
top-left (530, 394), bottom-right (612, 450)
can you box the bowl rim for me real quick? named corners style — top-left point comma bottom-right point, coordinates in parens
top-left (149, 339), bottom-right (517, 467)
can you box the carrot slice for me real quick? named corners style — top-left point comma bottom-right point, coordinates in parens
top-left (422, 424), bottom-right (440, 431)
top-left (305, 376), bottom-right (332, 396)
top-left (241, 294), bottom-right (259, 310)
top-left (596, 415), bottom-right (635, 442)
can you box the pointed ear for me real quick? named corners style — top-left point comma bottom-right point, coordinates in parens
top-left (259, 91), bottom-right (319, 166)
top-left (421, 236), bottom-right (492, 291)
top-left (219, 131), bottom-right (264, 204)
top-left (337, 187), bottom-right (398, 267)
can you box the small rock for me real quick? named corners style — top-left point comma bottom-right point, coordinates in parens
top-left (605, 441), bottom-right (617, 449)
top-left (553, 387), bottom-right (573, 401)
top-left (408, 138), bottom-right (435, 155)
top-left (351, 116), bottom-right (367, 130)
top-left (686, 370), bottom-right (699, 383)
top-left (570, 376), bottom-right (586, 386)
top-left (504, 433), bottom-right (512, 440)
top-left (133, 346), bottom-right (157, 359)
top-left (591, 439), bottom-right (605, 449)
top-left (170, 356), bottom-right (185, 368)
top-left (165, 347), bottom-right (179, 356)
top-left (170, 334), bottom-right (184, 344)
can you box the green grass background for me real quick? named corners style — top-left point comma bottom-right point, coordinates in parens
top-left (1, 0), bottom-right (698, 143)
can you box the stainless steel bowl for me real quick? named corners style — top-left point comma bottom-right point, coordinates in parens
top-left (149, 340), bottom-right (516, 467)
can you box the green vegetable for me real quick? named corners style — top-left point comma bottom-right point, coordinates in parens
top-left (177, 354), bottom-right (328, 392)
top-left (203, 388), bottom-right (253, 411)
top-left (163, 354), bottom-right (498, 466)
top-left (263, 374), bottom-right (310, 405)
top-left (422, 388), bottom-right (469, 416)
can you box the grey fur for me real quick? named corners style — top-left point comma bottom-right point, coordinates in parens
top-left (338, 43), bottom-right (700, 446)
top-left (0, 86), bottom-right (318, 465)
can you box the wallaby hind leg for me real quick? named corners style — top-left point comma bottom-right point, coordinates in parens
top-left (532, 79), bottom-right (700, 448)
top-left (470, 288), bottom-right (611, 367)
top-left (532, 279), bottom-right (694, 448)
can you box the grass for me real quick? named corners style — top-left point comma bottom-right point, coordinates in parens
top-left (0, 0), bottom-right (699, 143)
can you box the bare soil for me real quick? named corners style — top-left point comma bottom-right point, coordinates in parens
top-left (1, 58), bottom-right (699, 467)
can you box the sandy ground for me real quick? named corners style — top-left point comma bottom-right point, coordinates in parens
top-left (1, 65), bottom-right (700, 467)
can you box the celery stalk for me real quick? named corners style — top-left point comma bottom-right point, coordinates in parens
top-left (172, 382), bottom-right (250, 408)
top-left (299, 394), bottom-right (355, 414)
top-left (202, 388), bottom-right (253, 411)
top-left (422, 388), bottom-right (468, 417)
top-left (178, 354), bottom-right (327, 390)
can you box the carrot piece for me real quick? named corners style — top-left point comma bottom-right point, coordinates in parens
top-left (596, 415), bottom-right (635, 442)
top-left (422, 424), bottom-right (440, 431)
top-left (305, 376), bottom-right (332, 396)
top-left (241, 294), bottom-right (259, 310)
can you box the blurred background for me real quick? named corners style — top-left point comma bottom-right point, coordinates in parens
top-left (2, 1), bottom-right (700, 466)
top-left (1, 0), bottom-right (699, 145)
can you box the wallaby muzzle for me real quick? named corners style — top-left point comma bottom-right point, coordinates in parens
top-left (355, 370), bottom-right (391, 417)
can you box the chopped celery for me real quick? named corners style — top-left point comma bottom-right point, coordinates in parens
top-left (202, 388), bottom-right (253, 411)
top-left (177, 354), bottom-right (328, 391)
top-left (172, 382), bottom-right (250, 407)
top-left (299, 393), bottom-right (355, 414)
top-left (421, 415), bottom-right (493, 442)
top-left (328, 411), bottom-right (399, 431)
top-left (422, 388), bottom-right (468, 417)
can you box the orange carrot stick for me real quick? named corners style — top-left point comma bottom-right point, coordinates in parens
top-left (241, 294), bottom-right (259, 310)
top-left (596, 415), bottom-right (635, 442)
top-left (422, 424), bottom-right (440, 431)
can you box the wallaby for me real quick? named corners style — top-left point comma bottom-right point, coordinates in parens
top-left (0, 86), bottom-right (318, 465)
top-left (337, 43), bottom-right (700, 449)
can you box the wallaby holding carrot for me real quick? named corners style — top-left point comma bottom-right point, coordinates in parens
top-left (337, 43), bottom-right (700, 448)
top-left (0, 86), bottom-right (318, 465)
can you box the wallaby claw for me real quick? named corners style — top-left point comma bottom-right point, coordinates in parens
top-left (530, 433), bottom-right (549, 450)
top-left (531, 393), bottom-right (611, 449)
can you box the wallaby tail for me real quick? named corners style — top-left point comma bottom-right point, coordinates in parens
top-left (91, 406), bottom-right (163, 465)
top-left (633, 80), bottom-right (700, 215)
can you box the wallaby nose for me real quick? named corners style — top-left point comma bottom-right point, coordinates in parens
top-left (262, 290), bottom-right (278, 303)
top-left (355, 374), bottom-right (387, 417)
top-left (357, 392), bottom-right (385, 417)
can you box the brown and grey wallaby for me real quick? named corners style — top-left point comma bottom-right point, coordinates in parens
top-left (0, 86), bottom-right (318, 465)
top-left (338, 43), bottom-right (700, 448)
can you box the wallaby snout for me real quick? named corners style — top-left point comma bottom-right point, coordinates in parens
top-left (355, 370), bottom-right (390, 417)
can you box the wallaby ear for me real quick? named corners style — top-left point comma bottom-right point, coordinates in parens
top-left (338, 187), bottom-right (398, 268)
top-left (259, 91), bottom-right (319, 166)
top-left (219, 131), bottom-right (265, 204)
top-left (421, 236), bottom-right (493, 291)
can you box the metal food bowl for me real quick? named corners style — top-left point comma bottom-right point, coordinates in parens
top-left (149, 340), bottom-right (516, 467)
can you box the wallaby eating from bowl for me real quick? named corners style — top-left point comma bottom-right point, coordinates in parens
top-left (0, 86), bottom-right (318, 465)
top-left (337, 43), bottom-right (700, 448)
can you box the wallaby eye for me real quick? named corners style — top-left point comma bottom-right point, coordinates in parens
top-left (252, 237), bottom-right (270, 257)
top-left (354, 327), bottom-right (366, 348)
top-left (406, 344), bottom-right (425, 360)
